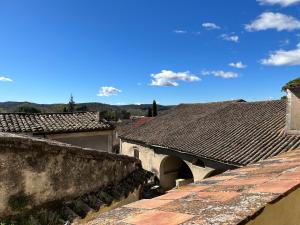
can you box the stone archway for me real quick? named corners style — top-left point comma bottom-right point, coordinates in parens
top-left (159, 156), bottom-right (194, 190)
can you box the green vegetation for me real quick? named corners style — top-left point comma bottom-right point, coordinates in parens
top-left (36, 210), bottom-right (61, 225)
top-left (8, 193), bottom-right (30, 211)
top-left (282, 77), bottom-right (300, 92)
top-left (147, 107), bottom-right (152, 117)
top-left (76, 105), bottom-right (88, 112)
top-left (67, 94), bottom-right (75, 112)
top-left (146, 100), bottom-right (158, 117)
top-left (100, 109), bottom-right (131, 121)
top-left (152, 100), bottom-right (158, 117)
top-left (0, 101), bottom-right (173, 116)
top-left (0, 210), bottom-right (61, 225)
top-left (14, 105), bottom-right (41, 114)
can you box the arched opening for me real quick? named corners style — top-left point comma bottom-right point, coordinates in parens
top-left (159, 156), bottom-right (194, 190)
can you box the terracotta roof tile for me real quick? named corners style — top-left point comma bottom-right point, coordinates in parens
top-left (90, 148), bottom-right (300, 225)
top-left (121, 100), bottom-right (300, 166)
top-left (0, 112), bottom-right (113, 134)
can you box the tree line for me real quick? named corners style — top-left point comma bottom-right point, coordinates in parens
top-left (12, 95), bottom-right (160, 120)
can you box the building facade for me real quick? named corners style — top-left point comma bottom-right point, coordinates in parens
top-left (0, 111), bottom-right (114, 152)
top-left (120, 90), bottom-right (300, 190)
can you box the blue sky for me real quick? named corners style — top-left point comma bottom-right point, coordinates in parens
top-left (1, 0), bottom-right (300, 105)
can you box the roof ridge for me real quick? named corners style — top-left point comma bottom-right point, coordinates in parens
top-left (0, 111), bottom-right (96, 115)
top-left (230, 99), bottom-right (285, 104)
top-left (178, 99), bottom-right (246, 106)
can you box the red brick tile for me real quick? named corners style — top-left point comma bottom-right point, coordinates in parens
top-left (123, 199), bottom-right (173, 210)
top-left (237, 167), bottom-right (259, 173)
top-left (248, 180), bottom-right (300, 194)
top-left (123, 210), bottom-right (194, 225)
top-left (218, 176), bottom-right (269, 186)
top-left (175, 185), bottom-right (209, 192)
top-left (205, 175), bottom-right (237, 181)
top-left (268, 162), bottom-right (300, 170)
top-left (277, 171), bottom-right (300, 180)
top-left (156, 191), bottom-right (192, 200)
top-left (197, 191), bottom-right (240, 202)
top-left (293, 167), bottom-right (300, 172)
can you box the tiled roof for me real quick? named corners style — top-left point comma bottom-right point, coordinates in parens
top-left (0, 112), bottom-right (113, 134)
top-left (116, 117), bottom-right (154, 137)
top-left (85, 148), bottom-right (300, 225)
top-left (121, 100), bottom-right (300, 166)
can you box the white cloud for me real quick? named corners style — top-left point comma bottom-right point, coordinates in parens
top-left (229, 61), bottom-right (247, 69)
top-left (174, 30), bottom-right (187, 34)
top-left (279, 38), bottom-right (290, 46)
top-left (257, 0), bottom-right (300, 7)
top-left (97, 86), bottom-right (122, 97)
top-left (202, 70), bottom-right (239, 78)
top-left (261, 43), bottom-right (300, 66)
top-left (202, 22), bottom-right (221, 30)
top-left (245, 12), bottom-right (300, 32)
top-left (0, 76), bottom-right (13, 82)
top-left (150, 70), bottom-right (200, 87)
top-left (201, 70), bottom-right (211, 76)
top-left (221, 34), bottom-right (239, 42)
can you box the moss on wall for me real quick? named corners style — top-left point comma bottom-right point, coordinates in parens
top-left (8, 193), bottom-right (31, 212)
top-left (0, 132), bottom-right (141, 218)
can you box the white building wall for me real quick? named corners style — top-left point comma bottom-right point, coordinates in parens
top-left (121, 141), bottom-right (215, 188)
top-left (48, 130), bottom-right (114, 153)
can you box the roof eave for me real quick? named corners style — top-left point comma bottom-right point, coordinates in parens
top-left (120, 137), bottom-right (241, 169)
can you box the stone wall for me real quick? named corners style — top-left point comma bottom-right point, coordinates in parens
top-left (0, 132), bottom-right (141, 218)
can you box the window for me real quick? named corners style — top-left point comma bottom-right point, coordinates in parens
top-left (133, 146), bottom-right (139, 159)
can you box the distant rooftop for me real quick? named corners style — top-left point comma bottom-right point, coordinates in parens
top-left (121, 99), bottom-right (300, 166)
top-left (85, 147), bottom-right (300, 225)
top-left (0, 112), bottom-right (113, 134)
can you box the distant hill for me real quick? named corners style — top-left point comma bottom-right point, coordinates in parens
top-left (0, 101), bottom-right (174, 116)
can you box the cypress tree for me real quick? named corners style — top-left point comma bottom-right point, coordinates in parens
top-left (68, 94), bottom-right (75, 112)
top-left (152, 100), bottom-right (158, 117)
top-left (147, 107), bottom-right (152, 117)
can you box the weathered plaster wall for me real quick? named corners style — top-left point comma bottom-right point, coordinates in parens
top-left (47, 130), bottom-right (113, 153)
top-left (287, 89), bottom-right (300, 133)
top-left (185, 161), bottom-right (215, 181)
top-left (246, 187), bottom-right (300, 225)
top-left (121, 141), bottom-right (165, 176)
top-left (0, 132), bottom-right (140, 218)
top-left (120, 141), bottom-right (214, 189)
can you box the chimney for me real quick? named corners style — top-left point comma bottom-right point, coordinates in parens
top-left (96, 111), bottom-right (101, 123)
top-left (286, 86), bottom-right (300, 134)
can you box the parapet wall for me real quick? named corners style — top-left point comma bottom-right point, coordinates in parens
top-left (0, 132), bottom-right (141, 218)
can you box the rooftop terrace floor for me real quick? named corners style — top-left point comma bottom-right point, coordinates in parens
top-left (83, 149), bottom-right (300, 225)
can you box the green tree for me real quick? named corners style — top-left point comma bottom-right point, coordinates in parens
top-left (0, 108), bottom-right (6, 113)
top-left (147, 107), bottom-right (152, 117)
top-left (76, 105), bottom-right (88, 112)
top-left (152, 100), bottom-right (158, 117)
top-left (15, 105), bottom-right (41, 113)
top-left (100, 110), bottom-right (117, 121)
top-left (282, 77), bottom-right (300, 92)
top-left (120, 110), bottom-right (131, 119)
top-left (68, 94), bottom-right (75, 112)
